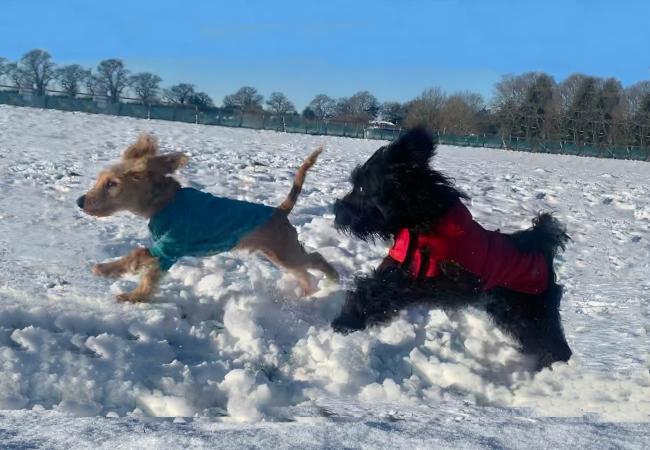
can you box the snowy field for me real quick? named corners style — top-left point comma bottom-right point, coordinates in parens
top-left (0, 105), bottom-right (649, 448)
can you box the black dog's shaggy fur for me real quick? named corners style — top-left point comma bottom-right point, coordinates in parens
top-left (332, 127), bottom-right (572, 370)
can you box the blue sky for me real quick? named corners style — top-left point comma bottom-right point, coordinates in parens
top-left (1, 0), bottom-right (649, 108)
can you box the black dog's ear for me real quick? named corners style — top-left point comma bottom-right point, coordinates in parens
top-left (384, 126), bottom-right (436, 167)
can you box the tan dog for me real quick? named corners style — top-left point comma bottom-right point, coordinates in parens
top-left (77, 134), bottom-right (338, 302)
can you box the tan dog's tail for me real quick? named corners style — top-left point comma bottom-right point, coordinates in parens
top-left (278, 147), bottom-right (323, 213)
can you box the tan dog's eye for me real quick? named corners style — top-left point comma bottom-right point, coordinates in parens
top-left (105, 180), bottom-right (118, 191)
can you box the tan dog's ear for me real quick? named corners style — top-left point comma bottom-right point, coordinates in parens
top-left (146, 152), bottom-right (189, 174)
top-left (123, 133), bottom-right (158, 160)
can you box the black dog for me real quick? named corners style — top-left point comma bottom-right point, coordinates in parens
top-left (332, 127), bottom-right (572, 370)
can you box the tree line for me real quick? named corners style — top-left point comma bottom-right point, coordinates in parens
top-left (2, 49), bottom-right (650, 148)
top-left (490, 73), bottom-right (650, 148)
top-left (0, 50), bottom-right (216, 110)
top-left (0, 49), bottom-right (301, 115)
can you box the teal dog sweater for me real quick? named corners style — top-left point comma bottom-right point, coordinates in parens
top-left (148, 187), bottom-right (276, 270)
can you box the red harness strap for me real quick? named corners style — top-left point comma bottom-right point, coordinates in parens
top-left (388, 201), bottom-right (550, 295)
top-left (389, 229), bottom-right (440, 279)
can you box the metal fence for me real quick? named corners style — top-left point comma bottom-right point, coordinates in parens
top-left (0, 88), bottom-right (402, 141)
top-left (1, 87), bottom-right (648, 161)
top-left (437, 133), bottom-right (650, 161)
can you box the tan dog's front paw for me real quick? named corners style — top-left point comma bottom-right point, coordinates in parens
top-left (92, 263), bottom-right (124, 278)
top-left (117, 292), bottom-right (150, 303)
top-left (302, 284), bottom-right (318, 297)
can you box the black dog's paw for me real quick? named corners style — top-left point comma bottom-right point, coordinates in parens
top-left (331, 312), bottom-right (366, 334)
top-left (535, 336), bottom-right (573, 370)
top-left (332, 303), bottom-right (367, 334)
top-left (534, 347), bottom-right (572, 371)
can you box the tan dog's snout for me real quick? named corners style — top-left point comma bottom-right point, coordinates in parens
top-left (76, 193), bottom-right (100, 213)
top-left (76, 172), bottom-right (122, 217)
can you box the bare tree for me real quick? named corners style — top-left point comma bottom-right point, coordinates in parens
top-left (163, 83), bottom-right (196, 105)
top-left (19, 49), bottom-right (56, 95)
top-left (493, 73), bottom-right (537, 110)
top-left (598, 78), bottom-right (626, 119)
top-left (379, 101), bottom-right (407, 125)
top-left (96, 59), bottom-right (130, 103)
top-left (308, 94), bottom-right (336, 120)
top-left (439, 93), bottom-right (485, 134)
top-left (460, 91), bottom-right (485, 113)
top-left (633, 91), bottom-right (650, 147)
top-left (558, 76), bottom-right (626, 147)
top-left (129, 72), bottom-right (162, 105)
top-left (188, 91), bottom-right (214, 110)
top-left (559, 74), bottom-right (589, 113)
top-left (556, 74), bottom-right (590, 143)
top-left (266, 92), bottom-right (296, 115)
top-left (596, 77), bottom-right (627, 145)
top-left (520, 74), bottom-right (559, 142)
top-left (565, 75), bottom-right (601, 144)
top-left (334, 91), bottom-right (379, 122)
top-left (84, 72), bottom-right (103, 97)
top-left (350, 90), bottom-right (379, 121)
top-left (3, 62), bottom-right (29, 89)
top-left (55, 64), bottom-right (90, 97)
top-left (0, 58), bottom-right (17, 87)
top-left (223, 86), bottom-right (264, 112)
top-left (491, 74), bottom-right (539, 142)
top-left (0, 57), bottom-right (7, 80)
top-left (626, 81), bottom-right (650, 116)
top-left (404, 87), bottom-right (446, 129)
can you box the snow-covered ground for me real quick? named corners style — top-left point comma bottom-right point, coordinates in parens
top-left (0, 105), bottom-right (648, 448)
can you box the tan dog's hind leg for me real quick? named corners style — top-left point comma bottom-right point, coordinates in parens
top-left (259, 248), bottom-right (317, 296)
top-left (238, 212), bottom-right (339, 296)
top-left (306, 252), bottom-right (339, 282)
top-left (277, 246), bottom-right (338, 296)
top-left (93, 247), bottom-right (161, 302)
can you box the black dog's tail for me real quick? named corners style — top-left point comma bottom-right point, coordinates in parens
top-left (509, 213), bottom-right (570, 262)
top-left (279, 147), bottom-right (323, 213)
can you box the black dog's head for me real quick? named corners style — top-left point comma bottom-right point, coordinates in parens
top-left (334, 127), bottom-right (467, 240)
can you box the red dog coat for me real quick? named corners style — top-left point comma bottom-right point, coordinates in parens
top-left (388, 200), bottom-right (549, 294)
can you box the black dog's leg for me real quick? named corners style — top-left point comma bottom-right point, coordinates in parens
top-left (485, 284), bottom-right (572, 369)
top-left (536, 284), bottom-right (573, 366)
top-left (332, 266), bottom-right (414, 333)
top-left (332, 260), bottom-right (476, 333)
